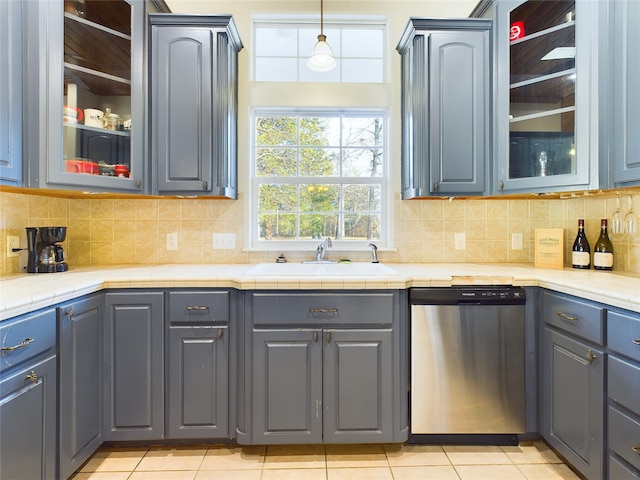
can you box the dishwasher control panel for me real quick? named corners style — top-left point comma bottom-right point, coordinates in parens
top-left (410, 287), bottom-right (526, 305)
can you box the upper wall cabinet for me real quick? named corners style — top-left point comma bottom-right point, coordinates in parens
top-left (0, 1), bottom-right (23, 185)
top-left (488, 0), bottom-right (606, 194)
top-left (149, 15), bottom-right (242, 198)
top-left (23, 0), bottom-right (168, 193)
top-left (611, 0), bottom-right (640, 187)
top-left (397, 19), bottom-right (491, 198)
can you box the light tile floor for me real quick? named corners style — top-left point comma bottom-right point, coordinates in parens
top-left (71, 442), bottom-right (583, 480)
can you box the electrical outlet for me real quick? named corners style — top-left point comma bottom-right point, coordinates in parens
top-left (7, 236), bottom-right (19, 257)
top-left (512, 232), bottom-right (523, 250)
top-left (166, 233), bottom-right (178, 251)
top-left (454, 232), bottom-right (466, 250)
top-left (212, 233), bottom-right (236, 250)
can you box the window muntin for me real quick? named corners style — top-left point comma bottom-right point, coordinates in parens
top-left (252, 110), bottom-right (387, 246)
top-left (253, 21), bottom-right (386, 83)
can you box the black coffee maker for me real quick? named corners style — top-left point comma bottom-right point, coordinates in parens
top-left (26, 227), bottom-right (69, 273)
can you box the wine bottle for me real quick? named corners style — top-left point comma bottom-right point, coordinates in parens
top-left (593, 219), bottom-right (614, 271)
top-left (571, 219), bottom-right (590, 269)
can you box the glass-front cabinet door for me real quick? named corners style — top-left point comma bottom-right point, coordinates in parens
top-left (494, 0), bottom-right (600, 193)
top-left (38, 0), bottom-right (144, 191)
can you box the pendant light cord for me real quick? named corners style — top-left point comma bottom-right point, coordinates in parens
top-left (320, 0), bottom-right (324, 36)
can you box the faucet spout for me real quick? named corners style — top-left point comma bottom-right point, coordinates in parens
top-left (316, 237), bottom-right (332, 261)
top-left (368, 243), bottom-right (379, 263)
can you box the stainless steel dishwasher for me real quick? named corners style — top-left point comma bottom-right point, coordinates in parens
top-left (410, 287), bottom-right (526, 439)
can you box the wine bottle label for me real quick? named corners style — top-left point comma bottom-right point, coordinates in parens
top-left (593, 252), bottom-right (613, 268)
top-left (572, 251), bottom-right (590, 266)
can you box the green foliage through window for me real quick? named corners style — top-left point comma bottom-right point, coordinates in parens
top-left (254, 111), bottom-right (386, 243)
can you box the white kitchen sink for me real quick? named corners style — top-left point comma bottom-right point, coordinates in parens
top-left (247, 262), bottom-right (399, 276)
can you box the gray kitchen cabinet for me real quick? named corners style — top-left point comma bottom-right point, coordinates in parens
top-left (149, 14), bottom-right (242, 197)
top-left (0, 308), bottom-right (57, 480)
top-left (607, 309), bottom-right (640, 478)
top-left (397, 19), bottom-right (491, 197)
top-left (0, 0), bottom-right (23, 185)
top-left (166, 290), bottom-right (232, 439)
top-left (23, 0), bottom-right (168, 193)
top-left (58, 294), bottom-right (103, 480)
top-left (539, 290), bottom-right (605, 480)
top-left (239, 290), bottom-right (407, 445)
top-left (103, 291), bottom-right (164, 440)
top-left (611, 0), bottom-right (640, 187)
top-left (476, 0), bottom-right (606, 194)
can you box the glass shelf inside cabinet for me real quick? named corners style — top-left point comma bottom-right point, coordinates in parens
top-left (62, 0), bottom-right (132, 179)
top-left (508, 0), bottom-right (575, 180)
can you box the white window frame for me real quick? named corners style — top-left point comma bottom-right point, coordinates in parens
top-left (249, 107), bottom-right (390, 251)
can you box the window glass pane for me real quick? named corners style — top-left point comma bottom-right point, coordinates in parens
top-left (342, 29), bottom-right (383, 58)
top-left (344, 184), bottom-right (381, 211)
top-left (256, 148), bottom-right (298, 176)
top-left (255, 27), bottom-right (298, 56)
top-left (255, 58), bottom-right (298, 82)
top-left (300, 184), bottom-right (340, 212)
top-left (300, 213), bottom-right (339, 240)
top-left (258, 183), bottom-right (298, 212)
top-left (256, 117), bottom-right (297, 146)
top-left (342, 59), bottom-right (384, 83)
top-left (343, 148), bottom-right (383, 177)
top-left (344, 213), bottom-right (381, 240)
top-left (299, 60), bottom-right (341, 82)
top-left (300, 148), bottom-right (339, 176)
top-left (342, 117), bottom-right (384, 147)
top-left (259, 212), bottom-right (297, 240)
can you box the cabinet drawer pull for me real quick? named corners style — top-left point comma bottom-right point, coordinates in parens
top-left (25, 371), bottom-right (38, 384)
top-left (633, 339), bottom-right (640, 345)
top-left (555, 311), bottom-right (578, 322)
top-left (633, 446), bottom-right (640, 456)
top-left (187, 305), bottom-right (209, 311)
top-left (2, 337), bottom-right (34, 352)
top-left (309, 308), bottom-right (338, 314)
top-left (586, 350), bottom-right (597, 364)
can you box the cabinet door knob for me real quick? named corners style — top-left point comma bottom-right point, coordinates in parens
top-left (25, 371), bottom-right (39, 384)
top-left (326, 332), bottom-right (332, 344)
top-left (586, 350), bottom-right (596, 364)
top-left (65, 306), bottom-right (75, 319)
top-left (632, 446), bottom-right (640, 456)
top-left (2, 337), bottom-right (34, 352)
top-left (313, 331), bottom-right (319, 343)
top-left (217, 328), bottom-right (224, 339)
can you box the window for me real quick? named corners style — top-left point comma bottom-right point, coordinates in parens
top-left (251, 109), bottom-right (388, 249)
top-left (253, 18), bottom-right (386, 83)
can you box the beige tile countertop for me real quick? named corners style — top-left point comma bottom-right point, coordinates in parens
top-left (1, 263), bottom-right (639, 321)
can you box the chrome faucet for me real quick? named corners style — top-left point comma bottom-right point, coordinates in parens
top-left (368, 243), bottom-right (379, 263)
top-left (316, 237), bottom-right (332, 261)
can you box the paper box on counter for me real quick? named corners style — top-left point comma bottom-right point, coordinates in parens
top-left (535, 228), bottom-right (564, 269)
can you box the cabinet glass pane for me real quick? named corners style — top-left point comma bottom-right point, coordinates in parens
top-left (508, 0), bottom-right (575, 180)
top-left (63, 0), bottom-right (132, 179)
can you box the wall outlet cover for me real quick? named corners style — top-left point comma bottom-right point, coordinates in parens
top-left (7, 236), bottom-right (19, 257)
top-left (167, 233), bottom-right (178, 251)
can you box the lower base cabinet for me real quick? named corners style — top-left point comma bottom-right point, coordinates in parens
top-left (58, 294), bottom-right (103, 480)
top-left (0, 308), bottom-right (57, 480)
top-left (104, 291), bottom-right (164, 441)
top-left (0, 355), bottom-right (57, 480)
top-left (239, 290), bottom-right (407, 445)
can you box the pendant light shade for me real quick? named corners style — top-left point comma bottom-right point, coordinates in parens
top-left (308, 0), bottom-right (336, 72)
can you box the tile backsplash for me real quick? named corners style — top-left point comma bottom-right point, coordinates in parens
top-left (1, 189), bottom-right (639, 276)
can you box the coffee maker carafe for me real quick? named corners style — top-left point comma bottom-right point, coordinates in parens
top-left (26, 227), bottom-right (69, 273)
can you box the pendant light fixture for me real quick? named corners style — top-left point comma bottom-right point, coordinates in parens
top-left (307, 0), bottom-right (336, 72)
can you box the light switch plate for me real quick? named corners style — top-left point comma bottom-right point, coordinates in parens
top-left (512, 232), bottom-right (523, 250)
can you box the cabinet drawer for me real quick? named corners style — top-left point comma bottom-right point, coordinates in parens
top-left (168, 291), bottom-right (229, 324)
top-left (608, 310), bottom-right (640, 362)
top-left (0, 308), bottom-right (56, 373)
top-left (609, 406), bottom-right (640, 472)
top-left (609, 355), bottom-right (640, 416)
top-left (541, 290), bottom-right (604, 344)
top-left (610, 455), bottom-right (640, 480)
top-left (251, 292), bottom-right (395, 326)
